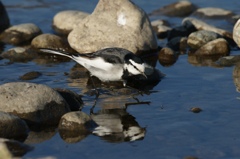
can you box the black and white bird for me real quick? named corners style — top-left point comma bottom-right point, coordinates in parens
top-left (40, 47), bottom-right (154, 87)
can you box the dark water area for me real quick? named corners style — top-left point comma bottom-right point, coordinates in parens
top-left (1, 0), bottom-right (240, 159)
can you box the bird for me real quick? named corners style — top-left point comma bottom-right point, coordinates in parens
top-left (39, 47), bottom-right (154, 87)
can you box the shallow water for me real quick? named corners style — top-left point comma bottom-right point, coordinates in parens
top-left (1, 0), bottom-right (240, 159)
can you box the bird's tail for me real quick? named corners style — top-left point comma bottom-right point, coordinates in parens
top-left (39, 48), bottom-right (73, 59)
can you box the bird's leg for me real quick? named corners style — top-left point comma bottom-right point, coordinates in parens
top-left (88, 73), bottom-right (100, 113)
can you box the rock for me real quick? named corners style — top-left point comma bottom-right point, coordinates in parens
top-left (68, 0), bottom-right (158, 54)
top-left (167, 37), bottom-right (188, 53)
top-left (31, 33), bottom-right (75, 53)
top-left (149, 1), bottom-right (196, 17)
top-left (152, 20), bottom-right (171, 39)
top-left (217, 55), bottom-right (240, 67)
top-left (1, 46), bottom-right (37, 62)
top-left (151, 19), bottom-right (170, 31)
top-left (158, 47), bottom-right (178, 66)
top-left (0, 82), bottom-right (70, 126)
top-left (192, 7), bottom-right (234, 19)
top-left (168, 20), bottom-right (197, 41)
top-left (233, 19), bottom-right (240, 48)
top-left (0, 142), bottom-right (12, 159)
top-left (54, 88), bottom-right (83, 111)
top-left (19, 71), bottom-right (42, 80)
top-left (58, 111), bottom-right (93, 143)
top-left (187, 30), bottom-right (221, 49)
top-left (182, 17), bottom-right (232, 39)
top-left (0, 23), bottom-right (42, 45)
top-left (194, 38), bottom-right (230, 56)
top-left (190, 107), bottom-right (202, 113)
top-left (0, 111), bottom-right (28, 141)
top-left (233, 63), bottom-right (240, 92)
top-left (0, 1), bottom-right (10, 33)
top-left (52, 10), bottom-right (89, 35)
top-left (0, 138), bottom-right (33, 157)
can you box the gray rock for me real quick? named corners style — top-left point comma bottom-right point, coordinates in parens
top-left (52, 10), bottom-right (89, 35)
top-left (68, 0), bottom-right (157, 54)
top-left (0, 138), bottom-right (33, 157)
top-left (0, 111), bottom-right (28, 141)
top-left (151, 20), bottom-right (171, 39)
top-left (150, 1), bottom-right (196, 17)
top-left (183, 17), bottom-right (232, 39)
top-left (0, 82), bottom-right (70, 126)
top-left (187, 30), bottom-right (221, 49)
top-left (0, 1), bottom-right (10, 33)
top-left (195, 38), bottom-right (230, 56)
top-left (31, 33), bottom-right (75, 52)
top-left (0, 23), bottom-right (42, 45)
top-left (19, 71), bottom-right (42, 80)
top-left (1, 46), bottom-right (37, 62)
top-left (233, 19), bottom-right (240, 47)
top-left (192, 7), bottom-right (233, 18)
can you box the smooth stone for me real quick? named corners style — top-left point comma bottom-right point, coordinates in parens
top-left (187, 30), bottom-right (221, 49)
top-left (54, 88), bottom-right (83, 111)
top-left (0, 138), bottom-right (33, 157)
top-left (52, 10), bottom-right (89, 35)
top-left (68, 0), bottom-right (157, 54)
top-left (194, 38), bottom-right (230, 56)
top-left (182, 17), bottom-right (232, 39)
top-left (0, 23), bottom-right (42, 45)
top-left (0, 111), bottom-right (29, 141)
top-left (192, 7), bottom-right (233, 18)
top-left (151, 20), bottom-right (171, 39)
top-left (0, 1), bottom-right (10, 33)
top-left (217, 55), bottom-right (240, 67)
top-left (149, 1), bottom-right (196, 17)
top-left (158, 47), bottom-right (178, 66)
top-left (0, 82), bottom-right (70, 126)
top-left (1, 46), bottom-right (37, 62)
top-left (233, 63), bottom-right (240, 92)
top-left (19, 71), bottom-right (42, 80)
top-left (31, 33), bottom-right (75, 53)
top-left (233, 19), bottom-right (240, 47)
top-left (167, 37), bottom-right (188, 53)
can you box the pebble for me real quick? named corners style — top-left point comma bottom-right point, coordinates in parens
top-left (68, 0), bottom-right (158, 54)
top-left (187, 30), bottom-right (221, 49)
top-left (190, 107), bottom-right (202, 113)
top-left (0, 23), bottom-right (42, 45)
top-left (52, 10), bottom-right (89, 35)
top-left (194, 38), bottom-right (230, 56)
top-left (192, 7), bottom-right (233, 18)
top-left (19, 71), bottom-right (42, 80)
top-left (158, 47), bottom-right (178, 66)
top-left (0, 82), bottom-right (70, 126)
top-left (0, 1), bottom-right (10, 33)
top-left (149, 1), bottom-right (196, 17)
top-left (0, 111), bottom-right (29, 141)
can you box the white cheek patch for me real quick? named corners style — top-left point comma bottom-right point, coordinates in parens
top-left (129, 59), bottom-right (145, 73)
top-left (117, 13), bottom-right (126, 26)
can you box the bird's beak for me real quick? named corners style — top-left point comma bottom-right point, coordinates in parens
top-left (142, 72), bottom-right (147, 79)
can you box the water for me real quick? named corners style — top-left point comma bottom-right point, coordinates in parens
top-left (1, 0), bottom-right (240, 159)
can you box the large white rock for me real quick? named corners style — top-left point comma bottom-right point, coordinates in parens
top-left (68, 0), bottom-right (158, 54)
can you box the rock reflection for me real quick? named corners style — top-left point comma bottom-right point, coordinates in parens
top-left (233, 63), bottom-right (240, 92)
top-left (91, 108), bottom-right (146, 142)
top-left (188, 53), bottom-right (223, 67)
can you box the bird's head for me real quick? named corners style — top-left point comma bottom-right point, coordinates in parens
top-left (124, 54), bottom-right (153, 78)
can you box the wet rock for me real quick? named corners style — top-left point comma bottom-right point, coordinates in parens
top-left (0, 82), bottom-right (70, 126)
top-left (55, 88), bottom-right (83, 111)
top-left (68, 0), bottom-right (157, 54)
top-left (0, 23), bottom-right (42, 45)
top-left (19, 71), bottom-right (42, 80)
top-left (0, 111), bottom-right (29, 141)
top-left (190, 107), bottom-right (202, 113)
top-left (58, 111), bottom-right (93, 143)
top-left (0, 138), bottom-right (33, 157)
top-left (233, 19), bottom-right (240, 48)
top-left (233, 63), bottom-right (240, 92)
top-left (0, 1), bottom-right (10, 33)
top-left (1, 46), bottom-right (37, 62)
top-left (168, 20), bottom-right (197, 41)
top-left (31, 33), bottom-right (75, 53)
top-left (194, 38), bottom-right (230, 56)
top-left (149, 1), bottom-right (196, 17)
top-left (151, 20), bottom-right (171, 38)
top-left (192, 7), bottom-right (233, 19)
top-left (167, 37), bottom-right (188, 53)
top-left (158, 47), bottom-right (178, 66)
top-left (187, 30), bottom-right (221, 50)
top-left (182, 17), bottom-right (232, 39)
top-left (217, 56), bottom-right (240, 67)
top-left (53, 10), bottom-right (89, 35)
